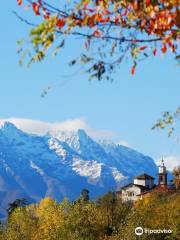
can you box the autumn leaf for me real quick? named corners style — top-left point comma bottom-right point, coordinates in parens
top-left (145, 0), bottom-right (151, 6)
top-left (122, 9), bottom-right (128, 17)
top-left (153, 48), bottom-right (157, 56)
top-left (133, 1), bottom-right (139, 11)
top-left (17, 0), bottom-right (22, 5)
top-left (161, 44), bottom-right (167, 54)
top-left (139, 46), bottom-right (147, 51)
top-left (16, 0), bottom-right (180, 81)
top-left (32, 2), bottom-right (41, 16)
top-left (131, 62), bottom-right (137, 75)
top-left (93, 30), bottom-right (101, 37)
top-left (56, 18), bottom-right (65, 28)
top-left (42, 8), bottom-right (50, 20)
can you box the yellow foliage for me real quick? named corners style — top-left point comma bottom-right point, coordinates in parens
top-left (1, 191), bottom-right (179, 240)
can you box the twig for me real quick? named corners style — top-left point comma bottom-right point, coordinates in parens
top-left (13, 11), bottom-right (37, 27)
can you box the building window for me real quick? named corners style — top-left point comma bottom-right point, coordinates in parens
top-left (127, 191), bottom-right (134, 197)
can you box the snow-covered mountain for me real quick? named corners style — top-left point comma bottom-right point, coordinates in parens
top-left (0, 121), bottom-right (157, 219)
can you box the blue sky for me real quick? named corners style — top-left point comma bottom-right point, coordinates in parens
top-left (0, 1), bottom-right (180, 170)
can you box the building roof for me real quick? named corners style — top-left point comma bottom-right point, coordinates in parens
top-left (136, 185), bottom-right (156, 196)
top-left (135, 173), bottom-right (155, 180)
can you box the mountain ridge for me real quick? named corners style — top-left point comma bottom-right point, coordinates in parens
top-left (0, 121), bottom-right (157, 219)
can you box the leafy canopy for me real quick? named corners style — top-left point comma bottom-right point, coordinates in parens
top-left (1, 190), bottom-right (180, 240)
top-left (16, 0), bottom-right (180, 80)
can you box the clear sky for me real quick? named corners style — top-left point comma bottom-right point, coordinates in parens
top-left (0, 1), bottom-right (180, 170)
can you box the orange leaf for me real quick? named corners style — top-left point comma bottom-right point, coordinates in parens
top-left (17, 0), bottom-right (23, 5)
top-left (56, 18), bottom-right (65, 28)
top-left (133, 0), bottom-right (139, 11)
top-left (122, 9), bottom-right (128, 17)
top-left (145, 0), bottom-right (151, 6)
top-left (131, 63), bottom-right (136, 75)
top-left (161, 44), bottom-right (167, 54)
top-left (93, 30), bottom-right (101, 37)
top-left (32, 2), bottom-right (40, 15)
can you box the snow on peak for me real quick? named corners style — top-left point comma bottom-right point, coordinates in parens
top-left (48, 137), bottom-right (68, 163)
top-left (72, 156), bottom-right (103, 184)
top-left (110, 167), bottom-right (127, 182)
top-left (49, 128), bottom-right (92, 153)
top-left (0, 121), bottom-right (16, 130)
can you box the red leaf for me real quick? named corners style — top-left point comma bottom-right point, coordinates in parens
top-left (122, 9), bottom-right (128, 17)
top-left (146, 0), bottom-right (151, 6)
top-left (139, 46), bottom-right (147, 51)
top-left (56, 18), bottom-right (65, 28)
top-left (114, 16), bottom-right (120, 25)
top-left (93, 30), bottom-right (101, 37)
top-left (88, 8), bottom-right (95, 13)
top-left (17, 0), bottom-right (23, 5)
top-left (153, 48), bottom-right (157, 56)
top-left (32, 2), bottom-right (40, 16)
top-left (131, 63), bottom-right (136, 75)
top-left (161, 44), bottom-right (167, 54)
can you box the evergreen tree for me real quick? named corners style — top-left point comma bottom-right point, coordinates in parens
top-left (7, 198), bottom-right (28, 216)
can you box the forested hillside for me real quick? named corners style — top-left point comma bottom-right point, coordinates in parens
top-left (0, 190), bottom-right (179, 240)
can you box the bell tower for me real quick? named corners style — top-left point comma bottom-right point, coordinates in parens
top-left (158, 158), bottom-right (167, 187)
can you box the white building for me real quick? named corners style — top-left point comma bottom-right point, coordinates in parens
top-left (121, 160), bottom-right (169, 202)
top-left (134, 173), bottom-right (155, 189)
top-left (121, 173), bottom-right (155, 202)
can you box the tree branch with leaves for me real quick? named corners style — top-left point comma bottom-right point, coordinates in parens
top-left (16, 0), bottom-right (180, 80)
top-left (152, 106), bottom-right (180, 137)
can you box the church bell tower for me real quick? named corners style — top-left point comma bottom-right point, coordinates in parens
top-left (158, 158), bottom-right (167, 187)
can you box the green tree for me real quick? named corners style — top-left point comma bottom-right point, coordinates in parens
top-left (97, 191), bottom-right (131, 236)
top-left (1, 191), bottom-right (180, 240)
top-left (81, 188), bottom-right (90, 202)
top-left (7, 198), bottom-right (28, 216)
